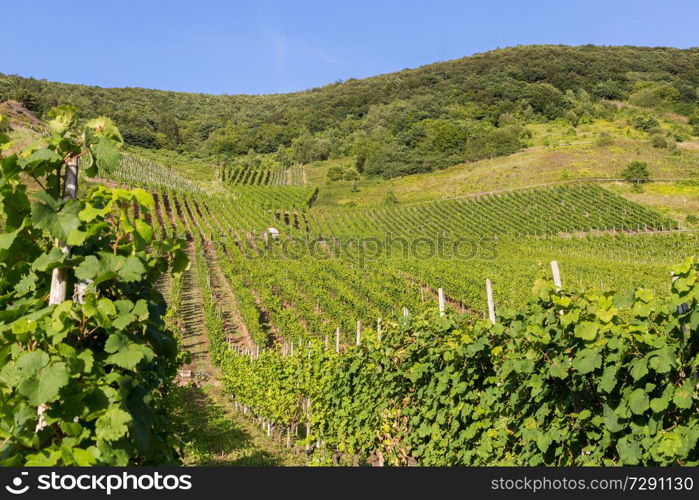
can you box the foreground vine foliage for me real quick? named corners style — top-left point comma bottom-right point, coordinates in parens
top-left (0, 108), bottom-right (188, 465)
top-left (221, 260), bottom-right (698, 465)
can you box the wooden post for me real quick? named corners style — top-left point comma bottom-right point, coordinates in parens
top-left (305, 398), bottom-right (311, 452)
top-left (290, 342), bottom-right (294, 356)
top-left (256, 345), bottom-right (260, 359)
top-left (377, 317), bottom-right (382, 342)
top-left (486, 279), bottom-right (496, 324)
top-left (49, 157), bottom-right (79, 305)
top-left (356, 320), bottom-right (361, 346)
top-left (438, 288), bottom-right (445, 316)
top-left (335, 327), bottom-right (340, 353)
top-left (403, 307), bottom-right (409, 318)
top-left (551, 260), bottom-right (562, 289)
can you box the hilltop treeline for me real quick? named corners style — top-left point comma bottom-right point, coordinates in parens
top-left (1, 45), bottom-right (698, 178)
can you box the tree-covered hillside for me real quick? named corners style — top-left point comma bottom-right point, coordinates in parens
top-left (2, 45), bottom-right (698, 178)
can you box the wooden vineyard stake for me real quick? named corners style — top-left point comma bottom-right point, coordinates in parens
top-left (438, 287), bottom-right (445, 316)
top-left (486, 279), bottom-right (496, 324)
top-left (335, 327), bottom-right (340, 353)
top-left (49, 157), bottom-right (79, 305)
top-left (551, 260), bottom-right (562, 289)
top-left (290, 342), bottom-right (294, 356)
top-left (403, 307), bottom-right (409, 317)
top-left (305, 398), bottom-right (311, 452)
top-left (356, 320), bottom-right (361, 346)
top-left (377, 317), bottom-right (382, 342)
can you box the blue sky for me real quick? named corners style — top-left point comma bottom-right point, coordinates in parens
top-left (2, 0), bottom-right (697, 95)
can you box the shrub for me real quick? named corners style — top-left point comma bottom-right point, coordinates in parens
top-left (326, 165), bottom-right (345, 182)
top-left (631, 114), bottom-right (660, 132)
top-left (622, 161), bottom-right (650, 183)
top-left (651, 133), bottom-right (668, 148)
top-left (596, 132), bottom-right (614, 146)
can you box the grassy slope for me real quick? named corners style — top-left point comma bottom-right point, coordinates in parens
top-left (607, 181), bottom-right (699, 227)
top-left (309, 117), bottom-right (699, 207)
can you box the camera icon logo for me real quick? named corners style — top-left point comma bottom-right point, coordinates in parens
top-left (5, 472), bottom-right (29, 495)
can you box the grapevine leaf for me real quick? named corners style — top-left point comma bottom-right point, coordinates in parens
top-left (89, 137), bottom-right (120, 173)
top-left (106, 346), bottom-right (150, 370)
top-left (616, 437), bottom-right (642, 465)
top-left (104, 333), bottom-right (129, 354)
top-left (599, 365), bottom-right (617, 393)
top-left (134, 220), bottom-right (153, 250)
top-left (628, 388), bottom-right (649, 415)
top-left (95, 407), bottom-right (131, 442)
top-left (672, 380), bottom-right (694, 409)
top-left (31, 198), bottom-right (81, 242)
top-left (573, 321), bottom-right (598, 341)
top-left (119, 256), bottom-right (146, 282)
top-left (72, 448), bottom-right (97, 466)
top-left (131, 188), bottom-right (154, 209)
top-left (603, 405), bottom-right (625, 433)
top-left (31, 247), bottom-right (66, 272)
top-left (572, 348), bottom-right (601, 374)
top-left (0, 222), bottom-right (24, 250)
top-left (24, 450), bottom-right (61, 466)
top-left (629, 358), bottom-right (648, 381)
top-left (657, 432), bottom-right (683, 458)
top-left (650, 396), bottom-right (669, 413)
top-left (635, 289), bottom-right (654, 303)
top-left (648, 349), bottom-right (674, 374)
top-left (17, 358), bottom-right (70, 406)
top-left (75, 255), bottom-right (102, 280)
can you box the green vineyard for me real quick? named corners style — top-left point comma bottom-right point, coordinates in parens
top-left (0, 40), bottom-right (699, 468)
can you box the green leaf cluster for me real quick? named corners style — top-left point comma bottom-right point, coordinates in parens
top-left (220, 258), bottom-right (699, 465)
top-left (0, 108), bottom-right (188, 465)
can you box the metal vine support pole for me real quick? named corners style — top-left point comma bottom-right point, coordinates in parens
top-left (49, 157), bottom-right (79, 305)
top-left (486, 279), bottom-right (496, 324)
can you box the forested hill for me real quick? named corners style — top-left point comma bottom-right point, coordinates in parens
top-left (2, 45), bottom-right (698, 178)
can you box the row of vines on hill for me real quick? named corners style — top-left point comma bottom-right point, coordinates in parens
top-left (213, 259), bottom-right (698, 466)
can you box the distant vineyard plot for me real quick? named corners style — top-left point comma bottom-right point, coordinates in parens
top-left (220, 164), bottom-right (306, 186)
top-left (305, 184), bottom-right (676, 238)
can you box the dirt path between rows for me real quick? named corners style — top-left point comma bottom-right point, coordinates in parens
top-left (174, 243), bottom-right (303, 466)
